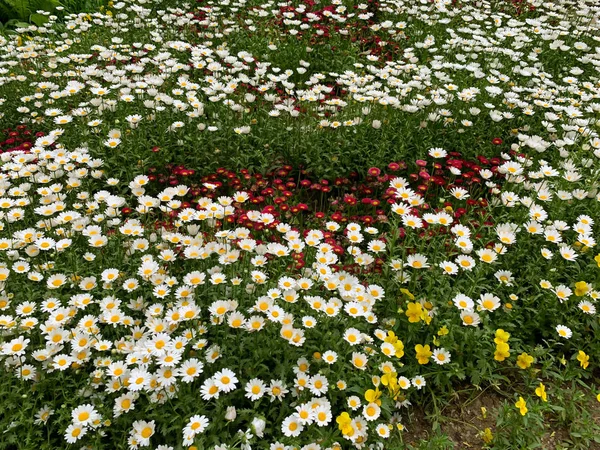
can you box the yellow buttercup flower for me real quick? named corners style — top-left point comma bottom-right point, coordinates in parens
top-left (394, 341), bottom-right (404, 358)
top-left (384, 331), bottom-right (399, 344)
top-left (336, 412), bottom-right (351, 428)
top-left (516, 352), bottom-right (534, 369)
top-left (336, 412), bottom-right (354, 437)
top-left (438, 326), bottom-right (449, 336)
top-left (594, 253), bottom-right (600, 267)
top-left (535, 383), bottom-right (547, 402)
top-left (383, 332), bottom-right (405, 357)
top-left (575, 281), bottom-right (590, 296)
top-left (577, 350), bottom-right (589, 369)
top-left (421, 310), bottom-right (432, 325)
top-left (494, 342), bottom-right (510, 361)
top-left (482, 427), bottom-right (493, 444)
top-left (365, 388), bottom-right (382, 406)
top-left (515, 397), bottom-right (528, 415)
top-left (381, 372), bottom-right (397, 388)
top-left (415, 344), bottom-right (432, 364)
top-left (405, 302), bottom-right (423, 323)
top-left (494, 329), bottom-right (510, 344)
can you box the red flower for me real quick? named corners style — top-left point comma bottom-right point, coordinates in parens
top-left (343, 195), bottom-right (357, 205)
top-left (492, 138), bottom-right (503, 145)
top-left (367, 167), bottom-right (381, 177)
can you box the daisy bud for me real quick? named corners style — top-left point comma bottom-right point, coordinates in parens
top-left (251, 417), bottom-right (266, 438)
top-left (225, 406), bottom-right (236, 421)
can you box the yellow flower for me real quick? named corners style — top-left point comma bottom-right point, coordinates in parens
top-left (438, 326), bottom-right (449, 336)
top-left (394, 341), bottom-right (404, 358)
top-left (516, 352), bottom-right (534, 369)
top-left (482, 427), bottom-right (493, 444)
top-left (535, 383), bottom-right (547, 402)
top-left (384, 331), bottom-right (405, 357)
top-left (405, 302), bottom-right (423, 323)
top-left (415, 344), bottom-right (432, 364)
top-left (400, 288), bottom-right (415, 300)
top-left (515, 396), bottom-right (528, 415)
top-left (594, 253), bottom-right (600, 267)
top-left (384, 331), bottom-right (398, 344)
top-left (421, 310), bottom-right (432, 325)
top-left (494, 342), bottom-right (510, 361)
top-left (381, 372), bottom-right (398, 394)
top-left (365, 388), bottom-right (382, 406)
top-left (494, 329), bottom-right (510, 344)
top-left (336, 412), bottom-right (351, 429)
top-left (597, 393), bottom-right (600, 402)
top-left (577, 350), bottom-right (589, 370)
top-left (575, 281), bottom-right (590, 297)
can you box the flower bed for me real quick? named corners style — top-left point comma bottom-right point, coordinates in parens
top-left (0, 0), bottom-right (600, 449)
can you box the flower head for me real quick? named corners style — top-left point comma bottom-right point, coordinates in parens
top-left (515, 397), bottom-right (528, 416)
top-left (577, 350), bottom-right (589, 369)
top-left (535, 383), bottom-right (547, 402)
top-left (517, 353), bottom-right (534, 369)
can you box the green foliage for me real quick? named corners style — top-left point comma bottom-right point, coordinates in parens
top-left (0, 0), bottom-right (58, 22)
top-left (406, 432), bottom-right (456, 450)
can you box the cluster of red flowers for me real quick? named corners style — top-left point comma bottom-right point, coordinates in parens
top-left (0, 125), bottom-right (42, 154)
top-left (273, 0), bottom-right (404, 60)
top-left (145, 151), bottom-right (505, 231)
top-left (142, 152), bottom-right (506, 274)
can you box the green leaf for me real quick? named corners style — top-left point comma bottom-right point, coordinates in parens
top-left (29, 13), bottom-right (48, 26)
top-left (38, 0), bottom-right (59, 10)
